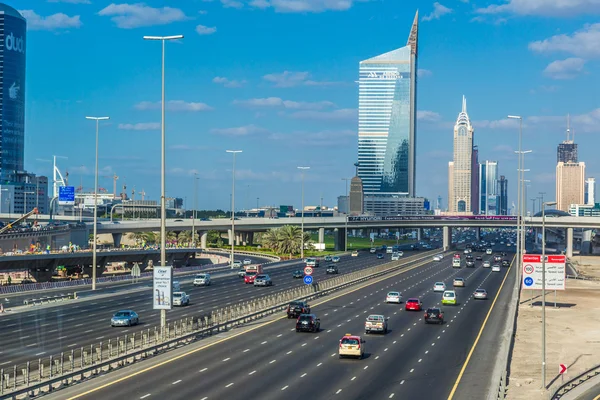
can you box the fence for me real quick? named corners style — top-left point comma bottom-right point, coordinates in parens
top-left (551, 364), bottom-right (600, 399)
top-left (22, 293), bottom-right (75, 306)
top-left (0, 250), bottom-right (437, 398)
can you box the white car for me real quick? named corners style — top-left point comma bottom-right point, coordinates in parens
top-left (433, 282), bottom-right (446, 292)
top-left (385, 291), bottom-right (402, 304)
top-left (370, 248), bottom-right (377, 254)
top-left (243, 259), bottom-right (252, 265)
top-left (193, 273), bottom-right (211, 286)
top-left (486, 249), bottom-right (493, 255)
top-left (432, 255), bottom-right (442, 262)
top-left (483, 261), bottom-right (491, 268)
top-left (232, 261), bottom-right (242, 268)
top-left (492, 265), bottom-right (501, 272)
top-left (172, 291), bottom-right (190, 306)
top-left (391, 252), bottom-right (401, 261)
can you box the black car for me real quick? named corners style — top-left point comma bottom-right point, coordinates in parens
top-left (287, 301), bottom-right (310, 318)
top-left (376, 253), bottom-right (384, 259)
top-left (475, 255), bottom-right (482, 261)
top-left (326, 265), bottom-right (339, 274)
top-left (502, 260), bottom-right (510, 267)
top-left (292, 270), bottom-right (304, 279)
top-left (424, 308), bottom-right (444, 324)
top-left (466, 260), bottom-right (475, 268)
top-left (296, 314), bottom-right (320, 332)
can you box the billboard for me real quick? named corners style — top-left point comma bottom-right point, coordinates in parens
top-left (58, 186), bottom-right (75, 205)
top-left (153, 266), bottom-right (173, 310)
top-left (1, 14), bottom-right (26, 176)
top-left (522, 254), bottom-right (566, 291)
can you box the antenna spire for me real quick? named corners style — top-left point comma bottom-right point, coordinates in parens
top-left (462, 95), bottom-right (467, 114)
top-left (566, 113), bottom-right (571, 141)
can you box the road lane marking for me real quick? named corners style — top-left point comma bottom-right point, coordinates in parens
top-left (249, 370), bottom-right (256, 375)
top-left (222, 358), bottom-right (230, 362)
top-left (35, 352), bottom-right (46, 356)
top-left (351, 376), bottom-right (356, 381)
top-left (0, 361), bottom-right (12, 366)
top-left (243, 349), bottom-right (250, 352)
top-left (269, 360), bottom-right (276, 364)
top-left (410, 369), bottom-right (414, 373)
top-left (225, 383), bottom-right (234, 388)
top-left (140, 395), bottom-right (151, 399)
top-left (200, 368), bottom-right (208, 372)
top-left (172, 380), bottom-right (181, 385)
top-left (301, 373), bottom-right (307, 377)
top-left (400, 380), bottom-right (405, 385)
top-left (336, 389), bottom-right (342, 394)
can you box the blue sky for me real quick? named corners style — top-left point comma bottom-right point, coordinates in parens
top-left (17, 0), bottom-right (600, 212)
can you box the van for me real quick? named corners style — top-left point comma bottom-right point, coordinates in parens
top-left (442, 290), bottom-right (457, 305)
top-left (306, 258), bottom-right (320, 268)
top-left (193, 273), bottom-right (211, 286)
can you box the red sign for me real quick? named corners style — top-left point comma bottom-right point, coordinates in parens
top-left (522, 255), bottom-right (566, 263)
top-left (559, 364), bottom-right (567, 374)
top-left (304, 266), bottom-right (313, 276)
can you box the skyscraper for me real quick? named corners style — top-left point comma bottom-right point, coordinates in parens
top-left (0, 4), bottom-right (26, 180)
top-left (498, 175), bottom-right (508, 215)
top-left (556, 162), bottom-right (585, 212)
top-left (357, 11), bottom-right (418, 201)
top-left (557, 115), bottom-right (578, 163)
top-left (479, 161), bottom-right (498, 215)
top-left (471, 145), bottom-right (480, 214)
top-left (448, 96), bottom-right (474, 213)
top-left (585, 177), bottom-right (595, 206)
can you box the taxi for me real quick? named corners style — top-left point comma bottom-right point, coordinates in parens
top-left (442, 290), bottom-right (458, 305)
top-left (339, 334), bottom-right (364, 359)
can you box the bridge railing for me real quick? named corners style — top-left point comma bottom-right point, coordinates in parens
top-left (0, 250), bottom-right (437, 398)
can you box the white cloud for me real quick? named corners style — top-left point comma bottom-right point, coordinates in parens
top-left (134, 100), bottom-right (213, 111)
top-left (212, 76), bottom-right (246, 88)
top-left (118, 122), bottom-right (161, 130)
top-left (196, 24), bottom-right (217, 35)
top-left (417, 110), bottom-right (442, 122)
top-left (233, 97), bottom-right (335, 110)
top-left (475, 0), bottom-right (600, 17)
top-left (262, 71), bottom-right (339, 88)
top-left (210, 124), bottom-right (267, 136)
top-left (19, 10), bottom-right (82, 30)
top-left (417, 69), bottom-right (433, 78)
top-left (543, 58), bottom-right (586, 79)
top-left (221, 0), bottom-right (244, 8)
top-left (270, 129), bottom-right (355, 146)
top-left (529, 23), bottom-right (600, 58)
top-left (422, 2), bottom-right (453, 21)
top-left (98, 3), bottom-right (188, 29)
top-left (48, 0), bottom-right (91, 3)
top-left (473, 118), bottom-right (520, 129)
top-left (245, 0), bottom-right (366, 13)
top-left (288, 108), bottom-right (356, 122)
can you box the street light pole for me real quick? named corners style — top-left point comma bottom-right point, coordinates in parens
top-left (192, 173), bottom-right (198, 247)
top-left (298, 167), bottom-right (310, 259)
top-left (144, 34), bottom-right (183, 335)
top-left (227, 150), bottom-right (242, 267)
top-left (85, 116), bottom-right (110, 291)
top-left (342, 178), bottom-right (351, 252)
top-left (541, 200), bottom-right (557, 389)
top-left (508, 115), bottom-right (523, 284)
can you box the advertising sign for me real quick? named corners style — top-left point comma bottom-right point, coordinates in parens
top-left (58, 186), bottom-right (75, 205)
top-left (522, 254), bottom-right (566, 290)
top-left (153, 266), bottom-right (173, 310)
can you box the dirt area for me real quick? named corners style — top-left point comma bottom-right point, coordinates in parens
top-left (506, 259), bottom-right (600, 399)
top-left (571, 256), bottom-right (600, 280)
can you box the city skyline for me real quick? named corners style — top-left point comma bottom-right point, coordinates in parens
top-left (15, 1), bottom-right (600, 211)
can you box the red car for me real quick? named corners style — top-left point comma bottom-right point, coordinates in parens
top-left (405, 298), bottom-right (422, 311)
top-left (244, 272), bottom-right (257, 284)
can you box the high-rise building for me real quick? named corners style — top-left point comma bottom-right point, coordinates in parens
top-left (585, 177), bottom-right (595, 206)
top-left (471, 145), bottom-right (480, 214)
top-left (349, 176), bottom-right (364, 215)
top-left (448, 96), bottom-right (474, 213)
top-left (0, 4), bottom-right (26, 181)
top-left (498, 175), bottom-right (508, 215)
top-left (556, 162), bottom-right (585, 212)
top-left (357, 11), bottom-right (418, 207)
top-left (557, 115), bottom-right (578, 163)
top-left (479, 161), bottom-right (499, 215)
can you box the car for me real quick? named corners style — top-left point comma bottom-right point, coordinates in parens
top-left (492, 265), bottom-right (501, 272)
top-left (396, 251), bottom-right (404, 257)
top-left (287, 301), bottom-right (310, 318)
top-left (433, 282), bottom-right (446, 292)
top-left (377, 253), bottom-right (384, 259)
top-left (486, 249), bottom-right (493, 255)
top-left (365, 314), bottom-right (388, 334)
top-left (326, 265), bottom-right (339, 274)
top-left (405, 298), bottom-right (422, 311)
top-left (172, 291), bottom-right (190, 306)
top-left (351, 251), bottom-right (359, 257)
top-left (453, 278), bottom-right (465, 287)
top-left (483, 261), bottom-right (491, 268)
top-left (305, 258), bottom-right (320, 268)
top-left (464, 249), bottom-right (470, 254)
top-left (244, 271), bottom-right (258, 284)
top-left (442, 290), bottom-right (458, 305)
top-left (424, 308), bottom-right (444, 324)
top-left (253, 274), bottom-right (273, 286)
top-left (332, 256), bottom-right (341, 263)
top-left (474, 289), bottom-right (488, 299)
top-left (466, 260), bottom-right (475, 268)
top-left (193, 273), bottom-right (211, 286)
top-left (385, 291), bottom-right (402, 303)
top-left (502, 260), bottom-right (510, 267)
top-left (296, 314), bottom-right (320, 332)
top-left (370, 248), bottom-right (377, 254)
top-left (339, 334), bottom-right (364, 359)
top-left (243, 259), bottom-right (252, 265)
top-left (494, 255), bottom-right (502, 262)
top-left (111, 310), bottom-right (139, 327)
top-left (433, 255), bottom-right (442, 262)
top-left (391, 252), bottom-right (401, 261)
top-left (292, 270), bottom-right (304, 279)
top-left (466, 255), bottom-right (473, 261)
top-left (475, 255), bottom-right (483, 261)
top-left (324, 255), bottom-right (333, 262)
top-left (238, 267), bottom-right (246, 277)
top-left (232, 261), bottom-right (242, 268)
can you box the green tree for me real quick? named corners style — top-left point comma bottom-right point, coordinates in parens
top-left (128, 232), bottom-right (145, 243)
top-left (166, 231), bottom-right (178, 242)
top-left (207, 230), bottom-right (223, 247)
top-left (261, 225), bottom-right (313, 257)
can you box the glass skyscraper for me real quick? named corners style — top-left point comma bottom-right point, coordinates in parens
top-left (479, 161), bottom-right (499, 215)
top-left (357, 11), bottom-right (418, 199)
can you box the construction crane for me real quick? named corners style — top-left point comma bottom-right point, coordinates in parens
top-left (100, 174), bottom-right (119, 198)
top-left (139, 189), bottom-right (146, 201)
top-left (0, 208), bottom-right (39, 235)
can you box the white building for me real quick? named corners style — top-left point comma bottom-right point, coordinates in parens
top-left (448, 96), bottom-right (474, 213)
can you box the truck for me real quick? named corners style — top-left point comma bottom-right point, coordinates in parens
top-left (365, 314), bottom-right (388, 334)
top-left (305, 258), bottom-right (320, 268)
top-left (244, 264), bottom-right (264, 284)
top-left (172, 291), bottom-right (190, 306)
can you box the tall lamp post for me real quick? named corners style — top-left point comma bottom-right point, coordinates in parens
top-left (85, 116), bottom-right (110, 291)
top-left (227, 150), bottom-right (242, 267)
top-left (298, 166), bottom-right (310, 259)
top-left (541, 200), bottom-right (557, 389)
top-left (192, 173), bottom-right (198, 247)
top-left (144, 34), bottom-right (183, 333)
top-left (342, 178), bottom-right (351, 252)
top-left (508, 115), bottom-right (523, 281)
top-left (517, 148), bottom-right (532, 267)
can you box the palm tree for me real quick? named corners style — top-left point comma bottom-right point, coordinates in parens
top-left (166, 231), bottom-right (178, 242)
top-left (261, 228), bottom-right (281, 253)
top-left (142, 231), bottom-right (158, 244)
top-left (128, 232), bottom-right (145, 244)
top-left (178, 230), bottom-right (191, 244)
top-left (277, 225), bottom-right (304, 258)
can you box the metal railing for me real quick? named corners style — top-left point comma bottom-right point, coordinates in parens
top-left (551, 364), bottom-right (600, 399)
top-left (22, 293), bottom-right (75, 306)
top-left (0, 250), bottom-right (437, 398)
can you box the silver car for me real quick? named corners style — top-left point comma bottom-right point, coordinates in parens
top-left (253, 274), bottom-right (273, 286)
top-left (111, 310), bottom-right (139, 327)
top-left (474, 289), bottom-right (488, 299)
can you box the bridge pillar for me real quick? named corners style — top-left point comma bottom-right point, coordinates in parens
top-left (475, 227), bottom-right (481, 241)
top-left (112, 233), bottom-right (123, 248)
top-left (582, 229), bottom-right (593, 255)
top-left (416, 228), bottom-right (422, 241)
top-left (566, 227), bottom-right (573, 258)
top-left (334, 228), bottom-right (346, 251)
top-left (235, 233), bottom-right (242, 246)
top-left (247, 232), bottom-right (254, 246)
top-left (318, 227), bottom-right (325, 244)
top-left (200, 231), bottom-right (208, 249)
top-left (443, 226), bottom-right (450, 251)
top-left (228, 229), bottom-right (233, 245)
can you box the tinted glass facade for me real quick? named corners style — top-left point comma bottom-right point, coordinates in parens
top-left (0, 8), bottom-right (26, 180)
top-left (479, 161), bottom-right (498, 215)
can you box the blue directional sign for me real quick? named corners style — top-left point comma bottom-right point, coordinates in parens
top-left (303, 275), bottom-right (313, 285)
top-left (58, 186), bottom-right (75, 205)
top-left (524, 277), bottom-right (534, 287)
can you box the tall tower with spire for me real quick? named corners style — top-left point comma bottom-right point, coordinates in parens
top-left (448, 96), bottom-right (474, 213)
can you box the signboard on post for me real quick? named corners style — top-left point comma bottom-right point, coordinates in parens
top-left (303, 275), bottom-right (313, 285)
top-left (58, 186), bottom-right (75, 205)
top-left (522, 254), bottom-right (566, 290)
top-left (153, 266), bottom-right (173, 310)
top-left (304, 266), bottom-right (313, 276)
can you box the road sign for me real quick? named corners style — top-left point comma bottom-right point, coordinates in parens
top-left (303, 275), bottom-right (313, 285)
top-left (58, 186), bottom-right (75, 205)
top-left (521, 254), bottom-right (566, 290)
top-left (559, 364), bottom-right (567, 374)
top-left (304, 266), bottom-right (313, 276)
top-left (153, 266), bottom-right (173, 310)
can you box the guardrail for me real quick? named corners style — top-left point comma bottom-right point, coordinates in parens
top-left (22, 293), bottom-right (75, 307)
top-left (551, 363), bottom-right (600, 399)
top-left (0, 250), bottom-right (438, 398)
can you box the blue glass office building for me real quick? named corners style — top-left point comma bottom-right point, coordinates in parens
top-left (0, 4), bottom-right (26, 180)
top-left (357, 12), bottom-right (418, 199)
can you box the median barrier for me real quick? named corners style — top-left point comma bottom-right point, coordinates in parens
top-left (0, 249), bottom-right (441, 398)
top-left (22, 293), bottom-right (75, 307)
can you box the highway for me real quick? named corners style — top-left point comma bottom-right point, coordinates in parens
top-left (0, 248), bottom-right (425, 368)
top-left (48, 248), bottom-right (514, 400)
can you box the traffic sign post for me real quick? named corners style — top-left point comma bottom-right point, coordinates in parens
top-left (303, 275), bottom-right (313, 285)
top-left (559, 364), bottom-right (567, 374)
top-left (304, 266), bottom-right (313, 276)
top-left (522, 254), bottom-right (566, 291)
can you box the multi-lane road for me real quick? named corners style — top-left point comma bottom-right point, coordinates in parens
top-left (0, 249), bottom-right (422, 368)
top-left (42, 248), bottom-right (515, 400)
